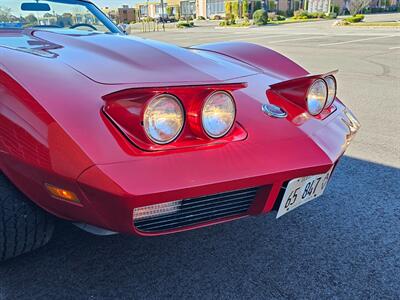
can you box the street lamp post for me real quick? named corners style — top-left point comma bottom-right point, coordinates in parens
top-left (160, 0), bottom-right (165, 31)
top-left (146, 0), bottom-right (149, 31)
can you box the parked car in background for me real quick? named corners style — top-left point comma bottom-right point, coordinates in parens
top-left (155, 13), bottom-right (176, 23)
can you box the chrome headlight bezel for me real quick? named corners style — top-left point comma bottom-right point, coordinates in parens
top-left (324, 75), bottom-right (337, 108)
top-left (143, 94), bottom-right (185, 145)
top-left (201, 91), bottom-right (236, 139)
top-left (306, 79), bottom-right (328, 116)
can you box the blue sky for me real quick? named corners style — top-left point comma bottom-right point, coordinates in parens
top-left (92, 0), bottom-right (138, 8)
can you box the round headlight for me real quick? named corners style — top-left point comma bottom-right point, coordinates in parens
top-left (307, 79), bottom-right (328, 115)
top-left (143, 94), bottom-right (184, 144)
top-left (202, 91), bottom-right (236, 138)
top-left (324, 76), bottom-right (337, 108)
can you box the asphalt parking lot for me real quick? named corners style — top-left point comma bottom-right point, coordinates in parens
top-left (1, 13), bottom-right (400, 300)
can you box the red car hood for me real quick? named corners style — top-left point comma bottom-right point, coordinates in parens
top-left (32, 30), bottom-right (259, 85)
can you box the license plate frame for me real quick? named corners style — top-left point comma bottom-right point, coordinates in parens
top-left (276, 169), bottom-right (332, 219)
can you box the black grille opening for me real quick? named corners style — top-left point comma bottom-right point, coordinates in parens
top-left (134, 187), bottom-right (259, 233)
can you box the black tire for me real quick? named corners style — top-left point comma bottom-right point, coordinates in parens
top-left (0, 172), bottom-right (54, 262)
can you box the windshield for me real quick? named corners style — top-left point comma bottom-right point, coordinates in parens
top-left (0, 0), bottom-right (121, 33)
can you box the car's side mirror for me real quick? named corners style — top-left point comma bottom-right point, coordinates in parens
top-left (117, 24), bottom-right (128, 35)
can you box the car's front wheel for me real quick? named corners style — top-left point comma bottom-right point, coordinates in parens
top-left (0, 172), bottom-right (54, 262)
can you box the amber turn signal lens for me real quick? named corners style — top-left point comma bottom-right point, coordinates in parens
top-left (45, 184), bottom-right (80, 203)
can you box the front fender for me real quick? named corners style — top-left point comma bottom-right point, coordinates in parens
top-left (191, 42), bottom-right (308, 80)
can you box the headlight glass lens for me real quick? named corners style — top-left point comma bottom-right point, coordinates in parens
top-left (307, 79), bottom-right (327, 115)
top-left (324, 76), bottom-right (337, 108)
top-left (202, 91), bottom-right (236, 138)
top-left (143, 94), bottom-right (184, 144)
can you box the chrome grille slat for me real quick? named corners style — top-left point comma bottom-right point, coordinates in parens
top-left (178, 196), bottom-right (254, 212)
top-left (134, 187), bottom-right (259, 233)
top-left (182, 189), bottom-right (257, 205)
top-left (142, 207), bottom-right (250, 231)
top-left (136, 197), bottom-right (254, 225)
top-left (136, 203), bottom-right (251, 227)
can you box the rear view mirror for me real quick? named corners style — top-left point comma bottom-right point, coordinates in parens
top-left (21, 2), bottom-right (51, 12)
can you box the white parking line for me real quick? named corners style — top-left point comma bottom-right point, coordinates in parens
top-left (268, 36), bottom-right (324, 44)
top-left (389, 46), bottom-right (400, 50)
top-left (173, 33), bottom-right (294, 42)
top-left (233, 34), bottom-right (291, 41)
top-left (319, 35), bottom-right (397, 47)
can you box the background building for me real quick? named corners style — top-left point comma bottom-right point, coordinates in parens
top-left (103, 0), bottom-right (399, 22)
top-left (134, 2), bottom-right (160, 18)
top-left (117, 5), bottom-right (137, 23)
top-left (181, 0), bottom-right (196, 17)
top-left (102, 5), bottom-right (137, 23)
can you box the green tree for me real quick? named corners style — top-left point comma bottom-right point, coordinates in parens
top-left (25, 14), bottom-right (38, 24)
top-left (349, 0), bottom-right (371, 14)
top-left (173, 5), bottom-right (180, 19)
top-left (0, 6), bottom-right (11, 22)
top-left (242, 0), bottom-right (248, 17)
top-left (166, 6), bottom-right (173, 16)
top-left (268, 0), bottom-right (276, 10)
top-left (61, 12), bottom-right (73, 26)
top-left (232, 1), bottom-right (239, 17)
top-left (225, 1), bottom-right (232, 17)
top-left (252, 9), bottom-right (268, 25)
top-left (254, 1), bottom-right (262, 10)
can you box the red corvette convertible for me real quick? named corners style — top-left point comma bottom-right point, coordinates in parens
top-left (0, 0), bottom-right (360, 261)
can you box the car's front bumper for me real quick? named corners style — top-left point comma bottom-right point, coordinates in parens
top-left (70, 102), bottom-right (359, 235)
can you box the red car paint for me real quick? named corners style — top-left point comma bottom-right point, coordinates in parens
top-left (0, 27), bottom-right (360, 236)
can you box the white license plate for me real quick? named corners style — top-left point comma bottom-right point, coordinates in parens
top-left (276, 169), bottom-right (333, 219)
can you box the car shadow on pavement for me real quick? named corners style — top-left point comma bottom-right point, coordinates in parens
top-left (1, 156), bottom-right (399, 299)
